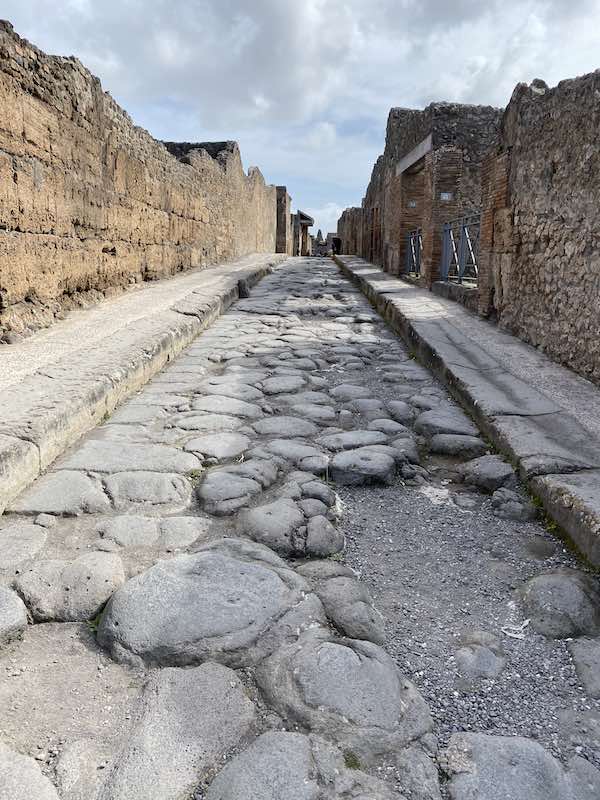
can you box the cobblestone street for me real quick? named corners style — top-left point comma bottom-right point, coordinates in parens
top-left (1, 257), bottom-right (599, 799)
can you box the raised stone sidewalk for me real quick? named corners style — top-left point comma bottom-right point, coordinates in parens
top-left (334, 255), bottom-right (600, 566)
top-left (0, 253), bottom-right (286, 514)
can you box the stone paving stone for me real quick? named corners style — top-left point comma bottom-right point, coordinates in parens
top-left (0, 521), bottom-right (47, 568)
top-left (518, 569), bottom-right (600, 638)
top-left (443, 733), bottom-right (600, 800)
top-left (0, 586), bottom-right (28, 649)
top-left (14, 552), bottom-right (125, 622)
top-left (191, 395), bottom-right (263, 419)
top-left (183, 432), bottom-right (250, 460)
top-left (330, 447), bottom-right (395, 486)
top-left (104, 471), bottom-right (191, 513)
top-left (98, 538), bottom-right (325, 667)
top-left (96, 663), bottom-right (255, 800)
top-left (414, 408), bottom-right (479, 438)
top-left (297, 560), bottom-right (384, 644)
top-left (317, 430), bottom-right (388, 451)
top-left (204, 731), bottom-right (401, 800)
top-left (0, 741), bottom-right (61, 800)
top-left (253, 416), bottom-right (319, 437)
top-left (58, 441), bottom-right (200, 474)
top-left (9, 471), bottom-right (111, 516)
top-left (175, 412), bottom-right (244, 432)
top-left (459, 454), bottom-right (516, 492)
top-left (256, 628), bottom-right (432, 764)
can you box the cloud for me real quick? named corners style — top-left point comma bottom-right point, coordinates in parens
top-left (2, 0), bottom-right (600, 235)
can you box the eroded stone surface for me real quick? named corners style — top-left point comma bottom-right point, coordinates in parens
top-left (97, 663), bottom-right (255, 800)
top-left (459, 455), bottom-right (516, 492)
top-left (205, 731), bottom-right (403, 800)
top-left (15, 552), bottom-right (125, 622)
top-left (330, 448), bottom-right (395, 486)
top-left (256, 628), bottom-right (432, 762)
top-left (0, 522), bottom-right (47, 569)
top-left (9, 472), bottom-right (110, 516)
top-left (98, 538), bottom-right (325, 667)
top-left (519, 570), bottom-right (600, 638)
top-left (297, 561), bottom-right (384, 644)
top-left (443, 733), bottom-right (600, 800)
top-left (0, 741), bottom-right (60, 800)
top-left (0, 586), bottom-right (28, 648)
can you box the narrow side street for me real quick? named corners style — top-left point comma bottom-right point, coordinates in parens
top-left (1, 257), bottom-right (599, 799)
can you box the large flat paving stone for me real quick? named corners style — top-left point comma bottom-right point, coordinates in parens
top-left (183, 432), bottom-right (250, 461)
top-left (0, 741), bottom-right (61, 800)
top-left (0, 521), bottom-right (47, 569)
top-left (58, 441), bottom-right (200, 474)
top-left (253, 416), bottom-right (319, 437)
top-left (14, 552), bottom-right (125, 622)
top-left (196, 459), bottom-right (279, 515)
top-left (104, 471), bottom-right (191, 513)
top-left (317, 430), bottom-right (387, 451)
top-left (97, 538), bottom-right (325, 668)
top-left (200, 381), bottom-right (264, 402)
top-left (97, 663), bottom-right (255, 800)
top-left (175, 413), bottom-right (244, 432)
top-left (290, 402), bottom-right (337, 423)
top-left (265, 439), bottom-right (329, 474)
top-left (205, 731), bottom-right (402, 800)
top-left (261, 375), bottom-right (306, 395)
top-left (191, 394), bottom-right (263, 419)
top-left (443, 732), bottom-right (600, 800)
top-left (330, 447), bottom-right (395, 486)
top-left (256, 628), bottom-right (432, 763)
top-left (9, 471), bottom-right (111, 516)
top-left (330, 384), bottom-right (372, 401)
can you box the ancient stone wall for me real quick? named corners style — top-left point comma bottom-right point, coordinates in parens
top-left (0, 21), bottom-right (281, 337)
top-left (337, 207), bottom-right (363, 255)
top-left (481, 75), bottom-right (600, 383)
top-left (338, 103), bottom-right (501, 284)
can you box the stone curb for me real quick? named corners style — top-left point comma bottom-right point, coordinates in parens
top-left (0, 255), bottom-right (286, 514)
top-left (334, 254), bottom-right (600, 565)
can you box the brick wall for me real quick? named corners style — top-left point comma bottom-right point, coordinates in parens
top-left (0, 21), bottom-right (282, 337)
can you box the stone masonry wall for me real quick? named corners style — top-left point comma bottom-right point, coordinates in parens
top-left (0, 21), bottom-right (280, 337)
top-left (482, 75), bottom-right (600, 384)
top-left (338, 103), bottom-right (501, 284)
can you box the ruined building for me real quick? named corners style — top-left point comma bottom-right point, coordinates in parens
top-left (338, 103), bottom-right (501, 283)
top-left (338, 75), bottom-right (600, 384)
top-left (0, 21), bottom-right (299, 338)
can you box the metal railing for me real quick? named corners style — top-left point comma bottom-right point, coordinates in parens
top-left (441, 214), bottom-right (480, 284)
top-left (405, 228), bottom-right (423, 277)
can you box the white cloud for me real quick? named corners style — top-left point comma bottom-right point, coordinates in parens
top-left (3, 0), bottom-right (600, 231)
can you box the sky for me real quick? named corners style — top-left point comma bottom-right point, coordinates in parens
top-left (3, 0), bottom-right (600, 235)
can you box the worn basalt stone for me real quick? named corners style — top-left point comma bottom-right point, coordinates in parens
top-left (256, 628), bottom-right (432, 763)
top-left (97, 538), bottom-right (325, 667)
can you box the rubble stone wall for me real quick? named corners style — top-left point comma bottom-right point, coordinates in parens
top-left (482, 76), bottom-right (600, 383)
top-left (0, 21), bottom-right (280, 336)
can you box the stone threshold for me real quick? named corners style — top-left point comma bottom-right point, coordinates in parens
top-left (0, 253), bottom-right (287, 513)
top-left (334, 254), bottom-right (600, 566)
